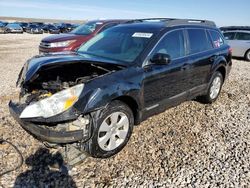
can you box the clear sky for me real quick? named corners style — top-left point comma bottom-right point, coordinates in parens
top-left (0, 0), bottom-right (249, 26)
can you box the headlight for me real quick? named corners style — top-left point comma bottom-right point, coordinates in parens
top-left (50, 40), bottom-right (76, 48)
top-left (20, 84), bottom-right (84, 119)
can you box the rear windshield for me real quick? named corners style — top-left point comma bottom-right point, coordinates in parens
top-left (78, 27), bottom-right (156, 63)
top-left (71, 21), bottom-right (101, 35)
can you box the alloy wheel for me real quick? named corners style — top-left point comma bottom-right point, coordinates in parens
top-left (97, 112), bottom-right (129, 151)
top-left (209, 76), bottom-right (222, 99)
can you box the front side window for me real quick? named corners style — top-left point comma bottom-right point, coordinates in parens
top-left (209, 30), bottom-right (224, 48)
top-left (152, 30), bottom-right (185, 59)
top-left (78, 28), bottom-right (155, 63)
top-left (223, 32), bottom-right (236, 40)
top-left (187, 29), bottom-right (212, 54)
top-left (235, 32), bottom-right (250, 40)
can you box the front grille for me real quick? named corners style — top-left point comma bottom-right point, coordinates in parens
top-left (40, 41), bottom-right (51, 48)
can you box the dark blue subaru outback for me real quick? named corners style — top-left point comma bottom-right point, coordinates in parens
top-left (9, 19), bottom-right (232, 158)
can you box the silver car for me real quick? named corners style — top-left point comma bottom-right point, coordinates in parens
top-left (223, 30), bottom-right (250, 61)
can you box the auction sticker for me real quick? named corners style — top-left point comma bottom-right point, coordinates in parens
top-left (132, 32), bottom-right (153, 38)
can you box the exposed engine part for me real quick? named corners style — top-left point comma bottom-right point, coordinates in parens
top-left (20, 62), bottom-right (121, 93)
top-left (19, 90), bottom-right (52, 104)
top-left (55, 116), bottom-right (89, 135)
top-left (41, 76), bottom-right (70, 91)
top-left (18, 62), bottom-right (122, 103)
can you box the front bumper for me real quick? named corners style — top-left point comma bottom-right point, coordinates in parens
top-left (9, 101), bottom-right (91, 144)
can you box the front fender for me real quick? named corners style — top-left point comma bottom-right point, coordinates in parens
top-left (75, 83), bottom-right (141, 115)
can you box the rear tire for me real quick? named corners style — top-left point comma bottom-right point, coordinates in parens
top-left (198, 71), bottom-right (223, 104)
top-left (245, 49), bottom-right (250, 61)
top-left (84, 100), bottom-right (134, 158)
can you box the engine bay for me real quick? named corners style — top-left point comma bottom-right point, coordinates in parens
top-left (19, 62), bottom-right (121, 104)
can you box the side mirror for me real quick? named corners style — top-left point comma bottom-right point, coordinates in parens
top-left (150, 53), bottom-right (171, 65)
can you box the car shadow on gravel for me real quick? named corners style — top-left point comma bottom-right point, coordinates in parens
top-left (14, 147), bottom-right (77, 188)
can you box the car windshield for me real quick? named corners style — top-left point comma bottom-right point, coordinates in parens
top-left (48, 25), bottom-right (56, 29)
top-left (29, 25), bottom-right (37, 28)
top-left (77, 27), bottom-right (155, 63)
top-left (19, 23), bottom-right (28, 27)
top-left (7, 23), bottom-right (20, 28)
top-left (71, 21), bottom-right (99, 35)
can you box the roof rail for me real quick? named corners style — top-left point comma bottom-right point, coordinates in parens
top-left (165, 19), bottom-right (216, 27)
top-left (126, 18), bottom-right (175, 23)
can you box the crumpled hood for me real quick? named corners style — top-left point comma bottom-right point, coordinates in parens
top-left (17, 52), bottom-right (125, 86)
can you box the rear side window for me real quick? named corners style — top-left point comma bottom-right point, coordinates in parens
top-left (153, 30), bottom-right (185, 59)
top-left (187, 29), bottom-right (212, 54)
top-left (209, 30), bottom-right (224, 48)
top-left (235, 32), bottom-right (250, 40)
top-left (223, 32), bottom-right (236, 40)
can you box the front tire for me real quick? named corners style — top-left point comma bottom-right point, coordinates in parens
top-left (84, 100), bottom-right (134, 158)
top-left (198, 71), bottom-right (223, 104)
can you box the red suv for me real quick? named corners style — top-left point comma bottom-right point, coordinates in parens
top-left (39, 19), bottom-right (128, 54)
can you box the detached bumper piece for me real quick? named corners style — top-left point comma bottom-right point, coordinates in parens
top-left (9, 101), bottom-right (91, 144)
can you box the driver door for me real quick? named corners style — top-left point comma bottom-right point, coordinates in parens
top-left (142, 29), bottom-right (191, 110)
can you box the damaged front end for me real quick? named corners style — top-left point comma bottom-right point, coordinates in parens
top-left (9, 55), bottom-right (121, 144)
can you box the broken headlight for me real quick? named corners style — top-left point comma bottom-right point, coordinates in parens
top-left (20, 84), bottom-right (84, 119)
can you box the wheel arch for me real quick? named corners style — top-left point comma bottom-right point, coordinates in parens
top-left (215, 65), bottom-right (226, 82)
top-left (210, 56), bottom-right (227, 82)
top-left (244, 48), bottom-right (250, 60)
top-left (113, 95), bottom-right (140, 125)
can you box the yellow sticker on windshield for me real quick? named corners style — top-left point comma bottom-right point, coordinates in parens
top-left (132, 32), bottom-right (153, 38)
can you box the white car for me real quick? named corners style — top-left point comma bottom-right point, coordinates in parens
top-left (223, 30), bottom-right (250, 61)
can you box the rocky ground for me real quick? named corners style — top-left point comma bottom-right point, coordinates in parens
top-left (0, 34), bottom-right (249, 187)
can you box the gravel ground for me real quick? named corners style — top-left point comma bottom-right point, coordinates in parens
top-left (0, 34), bottom-right (249, 187)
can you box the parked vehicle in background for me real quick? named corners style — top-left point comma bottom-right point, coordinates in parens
top-left (30, 22), bottom-right (45, 28)
top-left (0, 21), bottom-right (8, 27)
top-left (43, 24), bottom-right (60, 34)
top-left (220, 26), bottom-right (250, 32)
top-left (18, 22), bottom-right (29, 32)
top-left (0, 22), bottom-right (6, 33)
top-left (58, 23), bottom-right (75, 33)
top-left (72, 23), bottom-right (80, 30)
top-left (26, 24), bottom-right (43, 34)
top-left (39, 19), bottom-right (129, 54)
top-left (223, 30), bottom-right (250, 61)
top-left (10, 18), bottom-right (232, 158)
top-left (5, 23), bottom-right (23, 33)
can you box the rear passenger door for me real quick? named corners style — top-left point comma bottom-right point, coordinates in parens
top-left (185, 28), bottom-right (214, 94)
top-left (232, 32), bottom-right (250, 57)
